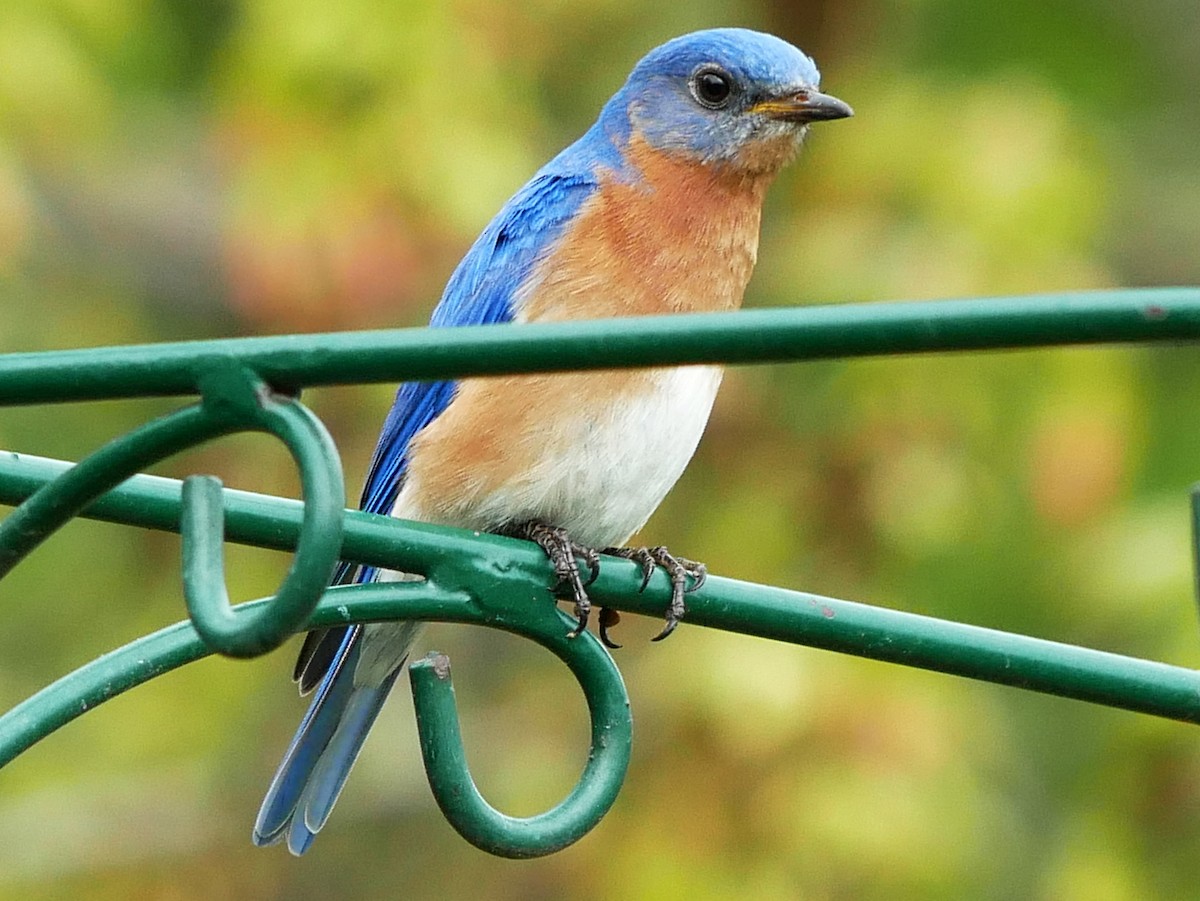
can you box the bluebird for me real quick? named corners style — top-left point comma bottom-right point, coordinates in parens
top-left (253, 27), bottom-right (851, 854)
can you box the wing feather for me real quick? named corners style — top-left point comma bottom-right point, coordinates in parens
top-left (294, 169), bottom-right (599, 691)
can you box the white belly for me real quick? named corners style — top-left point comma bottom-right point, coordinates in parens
top-left (392, 364), bottom-right (723, 548)
top-left (504, 364), bottom-right (723, 546)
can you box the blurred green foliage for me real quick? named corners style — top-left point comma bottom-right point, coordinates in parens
top-left (3, 0), bottom-right (1200, 898)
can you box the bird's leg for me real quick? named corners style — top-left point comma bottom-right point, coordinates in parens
top-left (601, 546), bottom-right (707, 642)
top-left (502, 521), bottom-right (599, 638)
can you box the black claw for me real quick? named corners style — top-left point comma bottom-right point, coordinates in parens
top-left (602, 546), bottom-right (657, 592)
top-left (504, 524), bottom-right (704, 645)
top-left (650, 616), bottom-right (679, 642)
top-left (567, 599), bottom-right (591, 639)
top-left (598, 608), bottom-right (622, 649)
top-left (576, 545), bottom-right (601, 587)
top-left (636, 556), bottom-right (656, 593)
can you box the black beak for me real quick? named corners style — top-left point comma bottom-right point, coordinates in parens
top-left (751, 89), bottom-right (854, 124)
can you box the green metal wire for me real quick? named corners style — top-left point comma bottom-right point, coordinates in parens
top-left (3, 289), bottom-right (1200, 857)
top-left (0, 290), bottom-right (1197, 405)
top-left (410, 641), bottom-right (631, 858)
top-left (0, 404), bottom-right (229, 579)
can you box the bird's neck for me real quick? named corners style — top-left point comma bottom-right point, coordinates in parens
top-left (521, 136), bottom-right (773, 322)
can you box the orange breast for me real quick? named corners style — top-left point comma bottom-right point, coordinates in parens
top-left (517, 135), bottom-right (772, 322)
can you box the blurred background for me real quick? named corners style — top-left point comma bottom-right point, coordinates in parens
top-left (3, 0), bottom-right (1200, 898)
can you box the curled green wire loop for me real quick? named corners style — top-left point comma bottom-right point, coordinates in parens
top-left (182, 366), bottom-right (344, 657)
top-left (410, 647), bottom-right (630, 858)
top-left (0, 364), bottom-right (343, 659)
top-left (0, 579), bottom-right (632, 856)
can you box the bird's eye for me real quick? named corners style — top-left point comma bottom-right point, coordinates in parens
top-left (690, 66), bottom-right (734, 109)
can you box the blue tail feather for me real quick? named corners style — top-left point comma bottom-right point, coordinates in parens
top-left (254, 621), bottom-right (418, 854)
top-left (253, 627), bottom-right (360, 848)
top-left (301, 665), bottom-right (402, 836)
top-left (256, 625), bottom-right (410, 855)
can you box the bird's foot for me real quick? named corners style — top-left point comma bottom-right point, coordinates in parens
top-left (501, 524), bottom-right (705, 646)
top-left (601, 546), bottom-right (707, 642)
top-left (503, 521), bottom-right (600, 638)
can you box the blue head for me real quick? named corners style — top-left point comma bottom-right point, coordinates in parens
top-left (599, 28), bottom-right (852, 175)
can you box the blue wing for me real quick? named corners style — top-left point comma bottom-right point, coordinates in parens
top-left (347, 134), bottom-right (628, 527)
top-left (291, 168), bottom-right (600, 691)
top-left (255, 164), bottom-right (602, 855)
top-left (361, 167), bottom-right (602, 520)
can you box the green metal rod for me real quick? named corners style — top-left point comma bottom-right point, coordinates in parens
top-left (0, 289), bottom-right (1197, 405)
top-left (3, 452), bottom-right (1199, 724)
top-left (0, 582), bottom-right (498, 766)
top-left (0, 578), bottom-right (472, 767)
